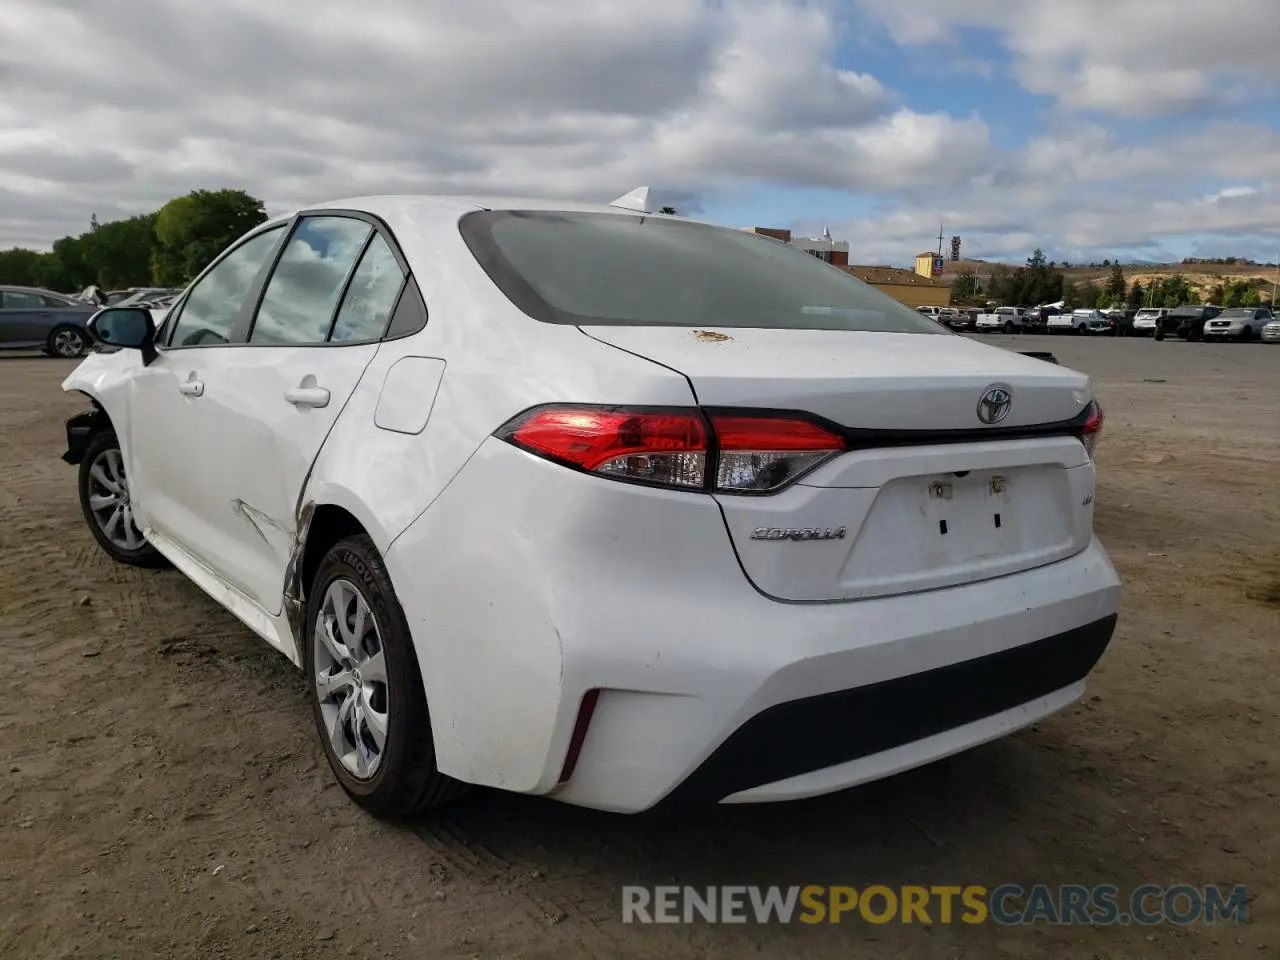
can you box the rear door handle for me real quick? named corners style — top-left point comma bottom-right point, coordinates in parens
top-left (178, 380), bottom-right (204, 397)
top-left (284, 386), bottom-right (330, 408)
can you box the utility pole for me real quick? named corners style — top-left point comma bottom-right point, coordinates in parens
top-left (936, 223), bottom-right (944, 257)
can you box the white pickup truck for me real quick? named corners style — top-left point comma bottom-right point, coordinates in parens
top-left (975, 306), bottom-right (1028, 333)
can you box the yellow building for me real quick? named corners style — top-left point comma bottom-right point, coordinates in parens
top-left (845, 265), bottom-right (951, 309)
top-left (914, 250), bottom-right (945, 279)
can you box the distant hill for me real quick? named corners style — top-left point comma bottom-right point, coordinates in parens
top-left (932, 257), bottom-right (1277, 301)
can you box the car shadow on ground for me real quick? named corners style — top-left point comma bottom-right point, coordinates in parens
top-left (401, 720), bottom-right (1114, 895)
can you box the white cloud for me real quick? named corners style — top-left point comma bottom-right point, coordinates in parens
top-left (858, 0), bottom-right (1280, 118)
top-left (0, 0), bottom-right (992, 249)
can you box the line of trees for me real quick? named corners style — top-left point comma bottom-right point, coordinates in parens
top-left (0, 189), bottom-right (268, 293)
top-left (952, 248), bottom-right (1269, 311)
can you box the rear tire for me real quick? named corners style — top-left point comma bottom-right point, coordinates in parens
top-left (305, 534), bottom-right (468, 816)
top-left (47, 326), bottom-right (88, 358)
top-left (1241, 326), bottom-right (1253, 342)
top-left (1003, 320), bottom-right (1013, 334)
top-left (77, 430), bottom-right (165, 567)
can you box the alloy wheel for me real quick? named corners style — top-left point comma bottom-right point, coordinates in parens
top-left (53, 329), bottom-right (85, 357)
top-left (314, 579), bottom-right (389, 780)
top-left (86, 447), bottom-right (144, 551)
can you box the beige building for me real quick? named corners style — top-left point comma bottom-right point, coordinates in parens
top-left (845, 266), bottom-right (951, 309)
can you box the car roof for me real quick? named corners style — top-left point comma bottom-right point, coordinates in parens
top-left (0, 284), bottom-right (65, 296)
top-left (264, 194), bottom-right (691, 230)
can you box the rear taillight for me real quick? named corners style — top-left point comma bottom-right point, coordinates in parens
top-left (497, 406), bottom-right (845, 494)
top-left (1080, 400), bottom-right (1104, 458)
top-left (709, 414), bottom-right (845, 492)
top-left (502, 408), bottom-right (709, 489)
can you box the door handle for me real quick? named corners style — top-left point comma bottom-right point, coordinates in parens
top-left (284, 386), bottom-right (330, 408)
top-left (178, 380), bottom-right (204, 397)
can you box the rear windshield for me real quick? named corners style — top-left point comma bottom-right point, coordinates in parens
top-left (459, 210), bottom-right (944, 333)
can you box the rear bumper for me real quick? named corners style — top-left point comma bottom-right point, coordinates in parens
top-left (389, 439), bottom-right (1123, 813)
top-left (656, 615), bottom-right (1114, 809)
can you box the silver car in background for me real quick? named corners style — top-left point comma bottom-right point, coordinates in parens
top-left (1261, 317), bottom-right (1280, 343)
top-left (1202, 307), bottom-right (1273, 342)
top-left (1132, 308), bottom-right (1168, 337)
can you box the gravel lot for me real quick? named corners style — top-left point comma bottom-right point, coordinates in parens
top-left (1, 337), bottom-right (1277, 959)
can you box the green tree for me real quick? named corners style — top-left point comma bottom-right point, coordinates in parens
top-left (151, 189), bottom-right (268, 285)
top-left (1062, 281), bottom-right (1079, 310)
top-left (1026, 248), bottom-right (1047, 268)
top-left (0, 247), bottom-right (42, 285)
top-left (1127, 280), bottom-right (1145, 310)
top-left (1077, 281), bottom-right (1102, 309)
top-left (1241, 287), bottom-right (1262, 307)
top-left (81, 213), bottom-right (157, 288)
top-left (1105, 263), bottom-right (1126, 303)
top-left (951, 268), bottom-right (981, 302)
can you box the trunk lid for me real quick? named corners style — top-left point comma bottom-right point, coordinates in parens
top-left (581, 326), bottom-right (1098, 601)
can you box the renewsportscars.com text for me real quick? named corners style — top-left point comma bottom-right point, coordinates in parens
top-left (621, 884), bottom-right (1248, 926)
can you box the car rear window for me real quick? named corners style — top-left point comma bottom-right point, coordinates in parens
top-left (458, 210), bottom-right (944, 333)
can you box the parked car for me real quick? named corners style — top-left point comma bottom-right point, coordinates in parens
top-left (1022, 306), bottom-right (1057, 335)
top-left (976, 305), bottom-right (1028, 333)
top-left (1131, 308), bottom-right (1168, 337)
top-left (1154, 305), bottom-right (1222, 341)
top-left (1202, 307), bottom-right (1273, 341)
top-left (1103, 309), bottom-right (1136, 337)
top-left (60, 191), bottom-right (1120, 816)
top-left (1048, 309), bottom-right (1099, 335)
top-left (944, 308), bottom-right (979, 332)
top-left (1262, 317), bottom-right (1280, 343)
top-left (0, 285), bottom-right (99, 357)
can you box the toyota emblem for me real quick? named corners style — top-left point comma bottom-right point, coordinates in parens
top-left (977, 386), bottom-right (1013, 424)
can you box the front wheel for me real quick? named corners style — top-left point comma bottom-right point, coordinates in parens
top-left (47, 326), bottom-right (88, 358)
top-left (77, 430), bottom-right (165, 567)
top-left (305, 534), bottom-right (468, 816)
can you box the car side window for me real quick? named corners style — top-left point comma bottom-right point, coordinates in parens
top-left (41, 295), bottom-right (71, 308)
top-left (167, 226), bottom-right (285, 348)
top-left (330, 234), bottom-right (406, 343)
top-left (3, 291), bottom-right (44, 310)
top-left (249, 217), bottom-right (372, 345)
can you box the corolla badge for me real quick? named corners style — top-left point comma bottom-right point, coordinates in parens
top-left (977, 385), bottom-right (1013, 425)
top-left (750, 526), bottom-right (847, 542)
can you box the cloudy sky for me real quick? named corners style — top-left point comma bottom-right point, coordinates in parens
top-left (2, 0), bottom-right (1278, 265)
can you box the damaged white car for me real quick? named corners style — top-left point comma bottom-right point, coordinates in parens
top-left (61, 190), bottom-right (1122, 816)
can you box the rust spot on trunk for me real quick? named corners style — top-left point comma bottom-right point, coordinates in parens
top-left (693, 329), bottom-right (732, 343)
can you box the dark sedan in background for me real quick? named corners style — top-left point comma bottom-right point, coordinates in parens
top-left (0, 286), bottom-right (98, 357)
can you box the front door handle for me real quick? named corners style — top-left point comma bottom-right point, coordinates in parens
top-left (178, 379), bottom-right (204, 397)
top-left (285, 386), bottom-right (330, 408)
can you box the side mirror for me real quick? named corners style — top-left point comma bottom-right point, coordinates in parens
top-left (88, 307), bottom-right (158, 364)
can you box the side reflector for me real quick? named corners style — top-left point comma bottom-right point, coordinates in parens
top-left (558, 689), bottom-right (601, 784)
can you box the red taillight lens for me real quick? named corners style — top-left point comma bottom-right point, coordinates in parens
top-left (1080, 400), bottom-right (1104, 458)
top-left (502, 407), bottom-right (710, 488)
top-left (498, 406), bottom-right (846, 493)
top-left (710, 414), bottom-right (845, 492)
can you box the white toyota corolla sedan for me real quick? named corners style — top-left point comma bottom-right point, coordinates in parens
top-left (61, 190), bottom-right (1121, 816)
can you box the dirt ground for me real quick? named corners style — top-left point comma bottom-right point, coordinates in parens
top-left (1, 337), bottom-right (1277, 960)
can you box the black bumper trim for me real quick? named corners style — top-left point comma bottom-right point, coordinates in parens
top-left (656, 614), bottom-right (1117, 809)
top-left (62, 410), bottom-right (100, 465)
